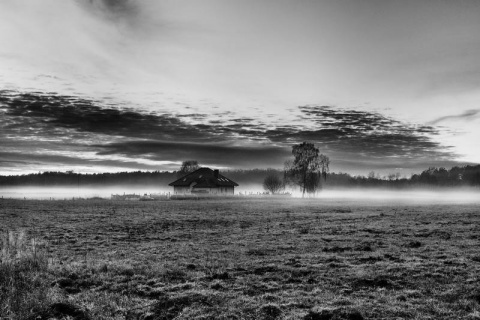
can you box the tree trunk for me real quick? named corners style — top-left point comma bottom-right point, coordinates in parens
top-left (302, 169), bottom-right (306, 197)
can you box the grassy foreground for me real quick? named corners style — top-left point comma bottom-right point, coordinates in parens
top-left (1, 198), bottom-right (480, 319)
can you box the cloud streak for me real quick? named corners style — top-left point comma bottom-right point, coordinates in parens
top-left (429, 109), bottom-right (480, 125)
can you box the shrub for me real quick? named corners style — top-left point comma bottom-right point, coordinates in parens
top-left (263, 174), bottom-right (284, 194)
top-left (0, 230), bottom-right (52, 320)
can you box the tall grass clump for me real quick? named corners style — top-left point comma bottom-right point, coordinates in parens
top-left (0, 230), bottom-right (52, 319)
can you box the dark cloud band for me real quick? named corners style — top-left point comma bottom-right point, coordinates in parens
top-left (78, 0), bottom-right (139, 20)
top-left (0, 90), bottom-right (458, 173)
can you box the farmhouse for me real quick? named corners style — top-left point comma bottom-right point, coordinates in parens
top-left (169, 167), bottom-right (239, 195)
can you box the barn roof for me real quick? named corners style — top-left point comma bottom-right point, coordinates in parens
top-left (168, 167), bottom-right (239, 188)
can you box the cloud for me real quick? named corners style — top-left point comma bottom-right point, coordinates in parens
top-left (0, 90), bottom-right (461, 175)
top-left (1, 90), bottom-right (216, 143)
top-left (247, 106), bottom-right (450, 162)
top-left (81, 0), bottom-right (139, 17)
top-left (428, 109), bottom-right (480, 125)
top-left (76, 0), bottom-right (159, 34)
top-left (0, 0), bottom-right (171, 101)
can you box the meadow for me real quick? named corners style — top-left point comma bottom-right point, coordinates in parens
top-left (1, 197), bottom-right (480, 319)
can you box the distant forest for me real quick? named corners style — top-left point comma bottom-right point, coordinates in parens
top-left (1, 165), bottom-right (479, 189)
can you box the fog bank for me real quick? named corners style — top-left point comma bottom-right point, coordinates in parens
top-left (0, 186), bottom-right (170, 200)
top-left (1, 186), bottom-right (478, 204)
top-left (315, 188), bottom-right (480, 204)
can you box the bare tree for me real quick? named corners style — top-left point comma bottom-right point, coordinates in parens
top-left (263, 173), bottom-right (284, 194)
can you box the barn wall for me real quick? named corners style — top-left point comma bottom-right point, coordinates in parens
top-left (192, 187), bottom-right (213, 194)
top-left (173, 186), bottom-right (235, 195)
top-left (193, 187), bottom-right (235, 194)
top-left (174, 186), bottom-right (190, 194)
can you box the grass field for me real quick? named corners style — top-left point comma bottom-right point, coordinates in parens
top-left (1, 198), bottom-right (480, 319)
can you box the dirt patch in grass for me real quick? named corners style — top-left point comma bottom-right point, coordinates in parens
top-left (142, 292), bottom-right (218, 320)
top-left (323, 246), bottom-right (352, 253)
top-left (253, 265), bottom-right (280, 275)
top-left (351, 276), bottom-right (399, 290)
top-left (27, 302), bottom-right (90, 320)
top-left (304, 307), bottom-right (364, 320)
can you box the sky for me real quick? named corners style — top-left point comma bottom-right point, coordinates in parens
top-left (1, 0), bottom-right (480, 176)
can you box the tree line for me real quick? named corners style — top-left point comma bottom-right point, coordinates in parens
top-left (1, 165), bottom-right (479, 189)
top-left (1, 141), bottom-right (479, 191)
top-left (265, 143), bottom-right (480, 193)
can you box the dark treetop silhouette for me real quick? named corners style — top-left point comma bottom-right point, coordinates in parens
top-left (284, 142), bottom-right (330, 196)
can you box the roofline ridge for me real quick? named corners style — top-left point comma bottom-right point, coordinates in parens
top-left (168, 167), bottom-right (239, 186)
top-left (167, 167), bottom-right (213, 186)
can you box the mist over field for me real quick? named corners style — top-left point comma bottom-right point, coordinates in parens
top-left (1, 185), bottom-right (479, 204)
top-left (316, 188), bottom-right (480, 204)
top-left (0, 185), bottom-right (169, 200)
